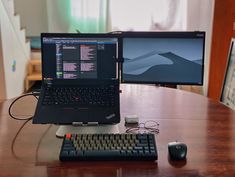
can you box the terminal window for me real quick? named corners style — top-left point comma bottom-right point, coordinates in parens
top-left (56, 43), bottom-right (98, 79)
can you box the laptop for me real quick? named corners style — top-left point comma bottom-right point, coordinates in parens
top-left (33, 33), bottom-right (120, 125)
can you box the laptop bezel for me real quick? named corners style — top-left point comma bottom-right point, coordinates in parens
top-left (40, 33), bottom-right (121, 85)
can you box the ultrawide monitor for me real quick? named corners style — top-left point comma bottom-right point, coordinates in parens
top-left (121, 31), bottom-right (205, 85)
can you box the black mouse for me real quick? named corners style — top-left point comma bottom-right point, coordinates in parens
top-left (168, 141), bottom-right (187, 160)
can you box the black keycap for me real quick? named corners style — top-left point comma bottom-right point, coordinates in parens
top-left (59, 133), bottom-right (158, 161)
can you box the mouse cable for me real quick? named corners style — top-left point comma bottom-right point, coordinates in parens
top-left (8, 92), bottom-right (39, 121)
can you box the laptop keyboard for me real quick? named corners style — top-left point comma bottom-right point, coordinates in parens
top-left (42, 86), bottom-right (116, 107)
top-left (60, 133), bottom-right (158, 161)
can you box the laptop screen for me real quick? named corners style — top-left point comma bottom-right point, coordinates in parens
top-left (41, 33), bottom-right (118, 81)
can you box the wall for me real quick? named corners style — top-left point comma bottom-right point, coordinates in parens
top-left (208, 0), bottom-right (235, 101)
top-left (0, 33), bottom-right (6, 99)
top-left (0, 0), bottom-right (29, 99)
top-left (14, 0), bottom-right (48, 36)
top-left (186, 0), bottom-right (215, 96)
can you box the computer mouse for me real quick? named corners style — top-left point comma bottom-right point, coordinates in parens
top-left (168, 141), bottom-right (187, 160)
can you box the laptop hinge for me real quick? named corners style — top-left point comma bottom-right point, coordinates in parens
top-left (72, 122), bottom-right (83, 126)
top-left (87, 122), bottom-right (99, 126)
top-left (44, 79), bottom-right (53, 87)
top-left (72, 122), bottom-right (99, 126)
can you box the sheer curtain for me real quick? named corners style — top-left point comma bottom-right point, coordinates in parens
top-left (46, 0), bottom-right (187, 33)
top-left (109, 0), bottom-right (187, 31)
top-left (46, 0), bottom-right (214, 95)
top-left (47, 0), bottom-right (109, 33)
top-left (70, 0), bottom-right (109, 32)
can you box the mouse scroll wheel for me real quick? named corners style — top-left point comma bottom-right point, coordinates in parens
top-left (176, 145), bottom-right (182, 149)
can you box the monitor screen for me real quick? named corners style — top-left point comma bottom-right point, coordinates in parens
top-left (41, 33), bottom-right (119, 81)
top-left (121, 32), bottom-right (205, 85)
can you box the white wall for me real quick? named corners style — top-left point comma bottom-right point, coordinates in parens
top-left (186, 0), bottom-right (215, 96)
top-left (0, 1), bottom-right (29, 99)
top-left (0, 35), bottom-right (7, 99)
top-left (14, 0), bottom-right (48, 36)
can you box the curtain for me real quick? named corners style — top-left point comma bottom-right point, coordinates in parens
top-left (70, 0), bottom-right (109, 33)
top-left (46, 0), bottom-right (213, 33)
top-left (47, 0), bottom-right (187, 33)
top-left (150, 0), bottom-right (187, 31)
top-left (46, 0), bottom-right (71, 33)
top-left (47, 0), bottom-right (109, 33)
top-left (109, 0), bottom-right (187, 31)
top-left (46, 0), bottom-right (214, 95)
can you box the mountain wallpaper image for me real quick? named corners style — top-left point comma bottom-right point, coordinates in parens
top-left (123, 50), bottom-right (203, 84)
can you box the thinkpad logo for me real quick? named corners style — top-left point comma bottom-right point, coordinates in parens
top-left (106, 114), bottom-right (115, 119)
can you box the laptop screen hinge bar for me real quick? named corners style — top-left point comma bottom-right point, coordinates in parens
top-left (44, 80), bottom-right (53, 87)
top-left (72, 122), bottom-right (83, 126)
top-left (87, 122), bottom-right (99, 126)
top-left (72, 122), bottom-right (99, 126)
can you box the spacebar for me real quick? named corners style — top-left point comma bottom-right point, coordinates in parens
top-left (83, 150), bottom-right (120, 157)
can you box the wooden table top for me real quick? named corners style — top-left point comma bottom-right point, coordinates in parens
top-left (0, 84), bottom-right (235, 177)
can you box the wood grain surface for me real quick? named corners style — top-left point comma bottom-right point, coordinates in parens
top-left (0, 84), bottom-right (235, 177)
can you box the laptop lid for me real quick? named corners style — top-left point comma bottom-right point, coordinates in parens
top-left (41, 33), bottom-right (119, 85)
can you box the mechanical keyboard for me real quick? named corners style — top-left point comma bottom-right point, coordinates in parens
top-left (59, 133), bottom-right (158, 161)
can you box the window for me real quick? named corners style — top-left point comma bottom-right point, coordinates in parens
top-left (69, 0), bottom-right (187, 32)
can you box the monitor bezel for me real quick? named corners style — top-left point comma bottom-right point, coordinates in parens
top-left (120, 31), bottom-right (206, 85)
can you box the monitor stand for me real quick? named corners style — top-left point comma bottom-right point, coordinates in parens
top-left (56, 124), bottom-right (119, 138)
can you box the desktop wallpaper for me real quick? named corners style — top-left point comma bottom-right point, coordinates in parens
top-left (122, 38), bottom-right (204, 84)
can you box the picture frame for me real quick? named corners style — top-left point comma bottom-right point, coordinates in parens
top-left (220, 38), bottom-right (235, 109)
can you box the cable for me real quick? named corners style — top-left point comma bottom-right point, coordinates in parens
top-left (11, 118), bottom-right (52, 163)
top-left (125, 120), bottom-right (160, 134)
top-left (35, 125), bottom-right (52, 163)
top-left (11, 119), bottom-right (32, 161)
top-left (8, 92), bottom-right (39, 121)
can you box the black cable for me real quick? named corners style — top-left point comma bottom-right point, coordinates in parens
top-left (11, 119), bottom-right (52, 163)
top-left (8, 91), bottom-right (55, 164)
top-left (8, 92), bottom-right (39, 121)
top-left (11, 119), bottom-right (32, 161)
top-left (32, 90), bottom-right (40, 97)
top-left (35, 125), bottom-right (52, 163)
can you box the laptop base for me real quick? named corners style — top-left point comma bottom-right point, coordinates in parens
top-left (56, 124), bottom-right (120, 138)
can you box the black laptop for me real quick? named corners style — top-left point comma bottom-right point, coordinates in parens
top-left (33, 33), bottom-right (120, 125)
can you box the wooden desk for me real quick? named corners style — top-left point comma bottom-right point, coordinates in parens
top-left (0, 84), bottom-right (235, 177)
